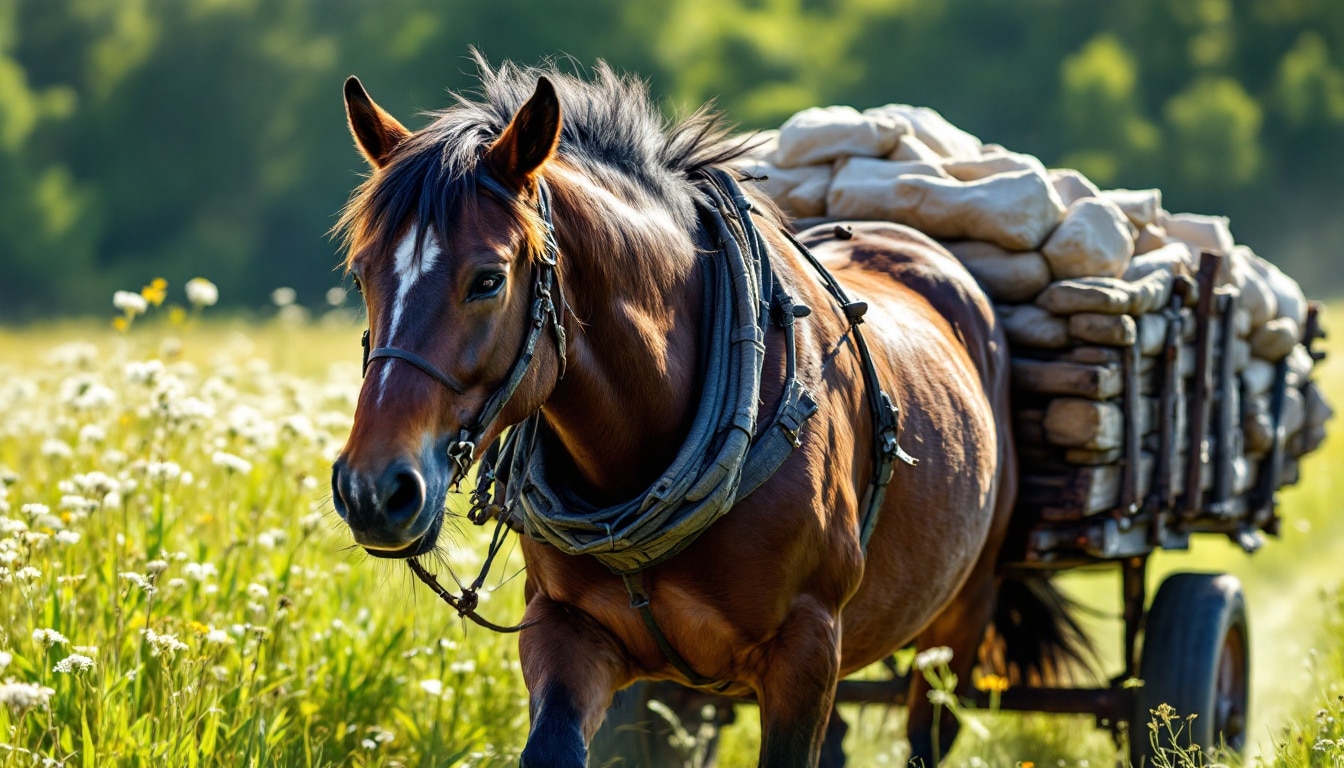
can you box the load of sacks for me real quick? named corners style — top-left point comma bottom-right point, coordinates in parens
top-left (736, 104), bottom-right (1330, 524)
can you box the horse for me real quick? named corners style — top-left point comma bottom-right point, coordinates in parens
top-left (330, 55), bottom-right (1082, 767)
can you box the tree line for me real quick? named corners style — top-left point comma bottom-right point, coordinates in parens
top-left (2, 0), bottom-right (1341, 317)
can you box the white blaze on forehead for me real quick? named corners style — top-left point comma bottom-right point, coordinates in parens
top-left (378, 226), bottom-right (443, 401)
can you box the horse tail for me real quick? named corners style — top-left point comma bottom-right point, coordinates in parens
top-left (989, 577), bottom-right (1095, 685)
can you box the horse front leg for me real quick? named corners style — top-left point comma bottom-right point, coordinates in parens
top-left (518, 595), bottom-right (629, 768)
top-left (756, 595), bottom-right (841, 767)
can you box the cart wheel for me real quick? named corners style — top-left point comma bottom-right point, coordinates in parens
top-left (1131, 572), bottom-right (1249, 766)
top-left (588, 681), bottom-right (724, 767)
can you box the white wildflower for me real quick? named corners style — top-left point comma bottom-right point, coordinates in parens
top-left (145, 559), bottom-right (169, 574)
top-left (119, 572), bottom-right (156, 594)
top-left (16, 566), bottom-right (41, 581)
top-left (21, 503), bottom-right (50, 517)
top-left (185, 277), bottom-right (219, 307)
top-left (246, 583), bottom-right (269, 600)
top-left (40, 439), bottom-right (72, 459)
top-left (32, 628), bottom-right (68, 648)
top-left (449, 660), bottom-right (476, 675)
top-left (146, 461), bottom-right (181, 482)
top-left (113, 290), bottom-right (149, 315)
top-left (211, 451), bottom-right (252, 474)
top-left (55, 531), bottom-right (80, 545)
top-left (142, 629), bottom-right (188, 658)
top-left (0, 682), bottom-right (55, 711)
top-left (913, 646), bottom-right (954, 671)
top-left (0, 516), bottom-right (27, 535)
top-left (204, 629), bottom-right (233, 646)
top-left (125, 359), bottom-right (165, 385)
top-left (46, 341), bottom-right (98, 368)
top-left (71, 383), bottom-right (116, 410)
top-left (418, 679), bottom-right (443, 697)
top-left (166, 577), bottom-right (187, 590)
top-left (74, 472), bottom-right (118, 496)
top-left (0, 651), bottom-right (10, 671)
top-left (78, 424), bottom-right (107, 444)
top-left (927, 689), bottom-right (956, 707)
top-left (271, 287), bottom-right (297, 307)
top-left (53, 653), bottom-right (95, 674)
top-left (256, 532), bottom-right (275, 549)
top-left (361, 739), bottom-right (377, 750)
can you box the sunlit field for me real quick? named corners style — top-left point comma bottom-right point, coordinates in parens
top-left (1, 305), bottom-right (1341, 767)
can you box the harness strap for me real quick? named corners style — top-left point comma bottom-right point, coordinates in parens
top-left (619, 572), bottom-right (732, 692)
top-left (777, 226), bottom-right (918, 551)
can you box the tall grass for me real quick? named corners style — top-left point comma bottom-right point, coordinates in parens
top-left (0, 309), bottom-right (1339, 767)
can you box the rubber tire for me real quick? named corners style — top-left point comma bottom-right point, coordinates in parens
top-left (588, 681), bottom-right (722, 767)
top-left (1130, 572), bottom-right (1249, 766)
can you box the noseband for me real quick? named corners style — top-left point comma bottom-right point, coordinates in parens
top-left (360, 170), bottom-right (568, 484)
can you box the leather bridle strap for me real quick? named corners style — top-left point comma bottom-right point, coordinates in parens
top-left (359, 169), bottom-right (567, 485)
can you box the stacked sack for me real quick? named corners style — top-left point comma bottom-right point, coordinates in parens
top-left (736, 104), bottom-right (1331, 526)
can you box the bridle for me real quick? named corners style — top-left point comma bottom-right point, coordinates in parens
top-left (357, 167), bottom-right (567, 632)
top-left (360, 169), bottom-right (567, 485)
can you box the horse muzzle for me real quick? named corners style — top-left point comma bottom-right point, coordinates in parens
top-left (331, 451), bottom-right (448, 558)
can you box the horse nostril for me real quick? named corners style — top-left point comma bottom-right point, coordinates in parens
top-left (383, 467), bottom-right (426, 528)
top-left (331, 461), bottom-right (350, 520)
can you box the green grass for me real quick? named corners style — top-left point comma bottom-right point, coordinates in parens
top-left (0, 311), bottom-right (1341, 767)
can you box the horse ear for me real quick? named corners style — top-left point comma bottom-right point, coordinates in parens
top-left (344, 76), bottom-right (410, 169)
top-left (485, 76), bottom-right (562, 190)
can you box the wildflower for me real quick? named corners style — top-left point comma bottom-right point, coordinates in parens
top-left (927, 689), bottom-right (956, 707)
top-left (145, 559), bottom-right (169, 574)
top-left (142, 629), bottom-right (188, 658)
top-left (40, 439), bottom-right (73, 459)
top-left (0, 682), bottom-right (55, 711)
top-left (17, 566), bottom-right (41, 581)
top-left (975, 674), bottom-right (1009, 693)
top-left (913, 646), bottom-right (954, 671)
top-left (246, 583), bottom-right (269, 600)
top-left (271, 287), bottom-right (297, 307)
top-left (361, 739), bottom-right (378, 750)
top-left (141, 278), bottom-right (168, 307)
top-left (55, 531), bottom-right (80, 545)
top-left (166, 578), bottom-right (187, 590)
top-left (419, 679), bottom-right (444, 696)
top-left (0, 517), bottom-right (27, 535)
top-left (113, 290), bottom-right (149, 316)
top-left (125, 359), bottom-right (165, 385)
top-left (205, 629), bottom-right (233, 646)
top-left (78, 424), bottom-right (106, 444)
top-left (185, 277), bottom-right (219, 307)
top-left (146, 461), bottom-right (182, 482)
top-left (0, 651), bottom-right (10, 671)
top-left (449, 660), bottom-right (476, 675)
top-left (119, 572), bottom-right (156, 594)
top-left (32, 628), bottom-right (68, 648)
top-left (53, 653), bottom-right (95, 674)
top-left (212, 451), bottom-right (253, 474)
top-left (21, 503), bottom-right (50, 517)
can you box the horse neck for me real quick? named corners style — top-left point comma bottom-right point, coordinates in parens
top-left (538, 168), bottom-right (706, 503)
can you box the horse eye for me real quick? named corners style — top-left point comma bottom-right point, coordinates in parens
top-left (469, 273), bottom-right (506, 300)
top-left (352, 277), bottom-right (363, 295)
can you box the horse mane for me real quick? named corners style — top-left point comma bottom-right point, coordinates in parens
top-left (336, 51), bottom-right (761, 268)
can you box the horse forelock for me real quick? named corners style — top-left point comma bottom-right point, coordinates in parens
top-left (335, 51), bottom-right (764, 274)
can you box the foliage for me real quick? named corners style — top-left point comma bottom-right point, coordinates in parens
top-left (1, 1), bottom-right (1344, 317)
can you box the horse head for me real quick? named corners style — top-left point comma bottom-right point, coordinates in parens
top-left (331, 75), bottom-right (566, 558)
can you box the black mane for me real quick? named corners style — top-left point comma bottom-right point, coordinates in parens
top-left (338, 52), bottom-right (753, 263)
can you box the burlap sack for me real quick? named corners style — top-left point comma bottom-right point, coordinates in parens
top-left (864, 104), bottom-right (983, 158)
top-left (776, 106), bottom-right (909, 167)
top-left (943, 151), bottom-right (1045, 182)
top-left (943, 240), bottom-right (1051, 303)
top-left (1101, 188), bottom-right (1162, 229)
top-left (1042, 197), bottom-right (1134, 279)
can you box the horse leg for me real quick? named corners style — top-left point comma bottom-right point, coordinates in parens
top-left (905, 571), bottom-right (997, 767)
top-left (757, 596), bottom-right (841, 767)
top-left (817, 705), bottom-right (849, 768)
top-left (518, 595), bottom-right (629, 768)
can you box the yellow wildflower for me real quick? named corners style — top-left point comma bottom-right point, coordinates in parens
top-left (975, 673), bottom-right (1009, 693)
top-left (141, 278), bottom-right (168, 307)
top-left (113, 316), bottom-right (130, 332)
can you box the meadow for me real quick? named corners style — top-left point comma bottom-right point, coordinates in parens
top-left (0, 297), bottom-right (1341, 767)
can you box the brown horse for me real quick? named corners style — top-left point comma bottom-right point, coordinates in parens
top-left (331, 57), bottom-right (1079, 767)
